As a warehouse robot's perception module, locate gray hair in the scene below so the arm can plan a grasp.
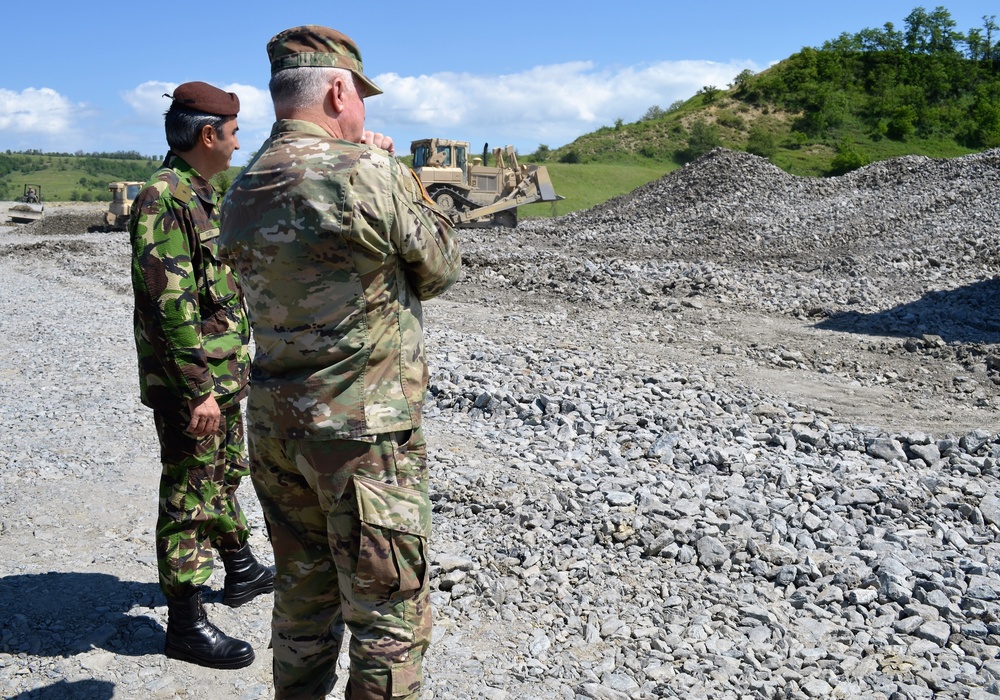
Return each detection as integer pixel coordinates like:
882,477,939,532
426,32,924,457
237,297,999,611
164,106,229,152
269,67,355,112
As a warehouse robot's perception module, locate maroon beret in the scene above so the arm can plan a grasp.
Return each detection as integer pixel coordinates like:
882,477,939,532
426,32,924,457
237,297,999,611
168,81,240,117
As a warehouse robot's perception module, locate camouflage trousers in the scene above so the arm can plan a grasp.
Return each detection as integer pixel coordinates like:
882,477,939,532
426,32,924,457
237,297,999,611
153,403,250,598
249,427,432,700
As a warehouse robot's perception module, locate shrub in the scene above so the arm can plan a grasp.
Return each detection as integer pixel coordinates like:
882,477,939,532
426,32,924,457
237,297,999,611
531,144,551,161
958,91,1000,148
829,141,870,175
699,85,721,103
717,110,746,130
887,105,917,140
732,69,755,91
675,119,721,163
213,171,233,194
785,131,809,149
746,122,778,158
642,105,667,121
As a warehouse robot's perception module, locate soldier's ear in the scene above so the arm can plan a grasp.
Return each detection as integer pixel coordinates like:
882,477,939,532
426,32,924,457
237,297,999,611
199,123,217,148
328,76,348,114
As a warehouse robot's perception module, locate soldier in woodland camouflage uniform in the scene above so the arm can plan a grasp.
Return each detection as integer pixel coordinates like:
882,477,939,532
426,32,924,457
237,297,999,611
219,26,461,700
129,81,274,670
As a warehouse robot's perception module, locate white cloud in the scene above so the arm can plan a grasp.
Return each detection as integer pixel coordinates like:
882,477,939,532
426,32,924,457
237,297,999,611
3,59,761,157
367,58,761,152
0,87,82,135
223,83,272,132
121,81,176,120
220,83,273,156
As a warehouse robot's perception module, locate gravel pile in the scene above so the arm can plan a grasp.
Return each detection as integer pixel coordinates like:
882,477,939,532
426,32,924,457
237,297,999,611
464,148,1000,319
2,149,1000,699
16,209,109,237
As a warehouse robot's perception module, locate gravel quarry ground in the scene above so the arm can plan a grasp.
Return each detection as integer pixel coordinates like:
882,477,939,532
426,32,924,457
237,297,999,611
3,147,1000,699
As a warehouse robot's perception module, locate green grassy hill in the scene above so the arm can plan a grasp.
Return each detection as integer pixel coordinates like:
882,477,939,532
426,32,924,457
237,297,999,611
0,151,245,208
0,152,159,203
534,89,981,180
529,6,999,183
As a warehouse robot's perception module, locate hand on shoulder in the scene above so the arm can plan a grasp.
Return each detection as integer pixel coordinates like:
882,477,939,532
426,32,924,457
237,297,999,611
361,130,395,156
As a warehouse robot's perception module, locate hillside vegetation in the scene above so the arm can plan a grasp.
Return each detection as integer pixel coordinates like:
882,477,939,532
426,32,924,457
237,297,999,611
534,5,1000,178
0,151,158,202
4,5,998,216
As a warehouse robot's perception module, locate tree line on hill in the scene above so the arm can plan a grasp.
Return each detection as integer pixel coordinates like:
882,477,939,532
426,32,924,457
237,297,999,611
744,6,999,149
6,149,159,161
0,153,156,178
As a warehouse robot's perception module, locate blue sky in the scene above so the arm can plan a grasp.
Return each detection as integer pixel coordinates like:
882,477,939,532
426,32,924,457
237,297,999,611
1,1,994,161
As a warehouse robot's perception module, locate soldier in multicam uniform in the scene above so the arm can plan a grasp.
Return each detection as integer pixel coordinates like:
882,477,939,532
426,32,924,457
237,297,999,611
129,81,274,670
219,26,461,700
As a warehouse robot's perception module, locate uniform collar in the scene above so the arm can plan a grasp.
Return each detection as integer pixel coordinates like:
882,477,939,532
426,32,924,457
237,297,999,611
166,153,217,202
271,119,356,142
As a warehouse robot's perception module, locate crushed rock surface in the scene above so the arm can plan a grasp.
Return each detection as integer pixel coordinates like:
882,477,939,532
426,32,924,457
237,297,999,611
3,149,1000,699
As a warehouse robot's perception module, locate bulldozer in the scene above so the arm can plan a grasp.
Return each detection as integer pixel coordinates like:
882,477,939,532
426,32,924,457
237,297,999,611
103,181,144,230
7,184,44,224
410,139,562,228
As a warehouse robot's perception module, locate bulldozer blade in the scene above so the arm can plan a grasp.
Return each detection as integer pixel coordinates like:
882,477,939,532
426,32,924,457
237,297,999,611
534,167,562,202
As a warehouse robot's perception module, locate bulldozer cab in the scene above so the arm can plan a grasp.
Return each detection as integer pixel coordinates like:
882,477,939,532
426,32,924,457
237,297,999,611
104,181,145,230
411,139,468,181
111,182,143,205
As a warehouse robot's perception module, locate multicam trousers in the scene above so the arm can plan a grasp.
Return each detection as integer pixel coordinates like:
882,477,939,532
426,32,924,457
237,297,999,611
153,402,250,598
249,427,432,700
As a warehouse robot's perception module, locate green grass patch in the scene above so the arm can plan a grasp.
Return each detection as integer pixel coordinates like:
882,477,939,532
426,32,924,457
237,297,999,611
520,162,676,218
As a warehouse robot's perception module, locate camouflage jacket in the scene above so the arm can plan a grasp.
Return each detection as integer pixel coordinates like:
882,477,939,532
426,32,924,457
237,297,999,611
129,154,250,411
219,119,461,440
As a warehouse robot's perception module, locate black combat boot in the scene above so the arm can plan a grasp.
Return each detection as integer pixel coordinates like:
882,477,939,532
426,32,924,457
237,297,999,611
220,542,275,607
165,589,255,669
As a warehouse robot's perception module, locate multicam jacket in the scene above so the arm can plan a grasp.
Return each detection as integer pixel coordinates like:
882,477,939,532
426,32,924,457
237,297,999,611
129,154,250,411
219,119,461,440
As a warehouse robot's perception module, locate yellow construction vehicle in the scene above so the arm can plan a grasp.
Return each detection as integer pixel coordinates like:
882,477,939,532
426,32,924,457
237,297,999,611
103,181,144,230
410,139,562,228
7,184,44,224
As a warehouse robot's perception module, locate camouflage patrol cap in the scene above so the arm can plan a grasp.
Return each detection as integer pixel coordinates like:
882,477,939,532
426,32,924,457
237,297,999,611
168,81,240,117
267,25,383,96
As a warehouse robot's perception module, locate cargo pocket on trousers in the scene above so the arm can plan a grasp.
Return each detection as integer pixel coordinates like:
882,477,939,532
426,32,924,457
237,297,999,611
353,475,432,600
390,657,423,697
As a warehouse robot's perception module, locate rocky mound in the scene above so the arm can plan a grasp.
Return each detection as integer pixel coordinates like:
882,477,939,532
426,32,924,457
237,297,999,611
528,147,1000,273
